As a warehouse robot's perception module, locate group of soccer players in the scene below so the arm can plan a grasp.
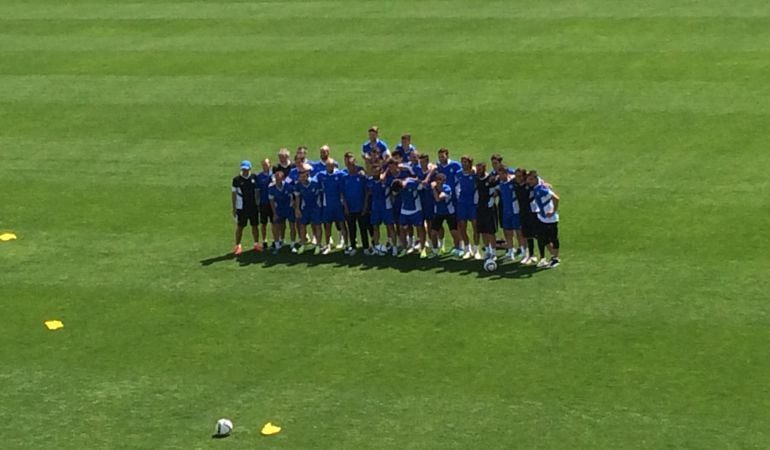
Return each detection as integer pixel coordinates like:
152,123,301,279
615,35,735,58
231,127,562,268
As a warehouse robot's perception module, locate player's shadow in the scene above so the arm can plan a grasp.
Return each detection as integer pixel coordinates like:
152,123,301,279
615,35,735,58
200,248,547,280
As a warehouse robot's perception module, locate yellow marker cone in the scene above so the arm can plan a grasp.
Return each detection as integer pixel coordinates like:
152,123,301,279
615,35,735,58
44,320,64,330
261,422,281,436
0,232,17,242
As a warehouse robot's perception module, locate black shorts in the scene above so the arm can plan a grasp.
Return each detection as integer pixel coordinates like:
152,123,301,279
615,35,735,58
236,209,258,227
431,214,457,232
259,203,273,225
537,221,559,245
476,208,497,235
521,213,538,238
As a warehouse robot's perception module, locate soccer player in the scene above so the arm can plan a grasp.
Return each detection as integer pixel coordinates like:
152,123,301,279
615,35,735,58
312,145,337,175
429,173,458,258
255,158,273,249
273,148,294,178
474,162,499,260
392,133,415,161
268,170,294,253
391,178,428,258
435,148,463,253
362,126,389,163
412,152,436,252
496,166,525,261
382,158,412,255
365,164,394,255
456,155,481,260
514,168,537,264
527,170,561,268
231,160,260,256
293,166,323,255
341,156,370,255
316,159,346,253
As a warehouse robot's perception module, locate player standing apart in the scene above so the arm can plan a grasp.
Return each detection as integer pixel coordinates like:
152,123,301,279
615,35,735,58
231,160,260,256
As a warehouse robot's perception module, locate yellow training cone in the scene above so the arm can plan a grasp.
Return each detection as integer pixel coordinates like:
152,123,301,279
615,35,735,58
44,320,64,330
0,232,17,242
261,422,281,436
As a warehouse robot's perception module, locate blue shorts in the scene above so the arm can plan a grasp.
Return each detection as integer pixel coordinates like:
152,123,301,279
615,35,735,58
502,213,521,231
275,208,295,223
322,205,344,223
400,211,423,227
370,207,394,226
299,208,321,225
456,202,477,221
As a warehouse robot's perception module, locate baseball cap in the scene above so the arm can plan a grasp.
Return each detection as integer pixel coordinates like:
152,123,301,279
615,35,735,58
240,160,252,170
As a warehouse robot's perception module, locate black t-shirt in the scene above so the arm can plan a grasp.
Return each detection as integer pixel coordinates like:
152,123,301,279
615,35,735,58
272,162,295,178
514,180,534,216
475,174,498,211
232,174,259,212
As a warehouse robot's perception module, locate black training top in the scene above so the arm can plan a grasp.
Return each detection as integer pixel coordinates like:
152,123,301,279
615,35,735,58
232,174,259,212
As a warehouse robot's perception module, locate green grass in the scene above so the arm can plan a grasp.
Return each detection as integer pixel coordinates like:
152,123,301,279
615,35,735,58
1,0,769,448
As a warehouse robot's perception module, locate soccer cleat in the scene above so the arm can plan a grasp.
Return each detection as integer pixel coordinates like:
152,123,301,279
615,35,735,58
313,246,321,255
391,246,399,256
537,258,549,268
451,248,463,257
336,237,345,250
406,246,415,255
506,251,515,262
348,248,357,256
297,245,306,255
363,248,374,256
462,250,472,260
419,248,427,259
254,243,263,252
397,248,407,257
311,236,318,245
291,245,298,254
474,250,483,260
321,245,330,255
548,257,561,268
233,244,242,256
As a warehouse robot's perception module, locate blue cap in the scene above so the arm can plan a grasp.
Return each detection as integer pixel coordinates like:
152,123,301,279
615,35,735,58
240,160,252,170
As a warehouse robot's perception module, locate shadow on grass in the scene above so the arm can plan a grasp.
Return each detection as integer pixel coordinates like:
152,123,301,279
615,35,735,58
200,248,546,280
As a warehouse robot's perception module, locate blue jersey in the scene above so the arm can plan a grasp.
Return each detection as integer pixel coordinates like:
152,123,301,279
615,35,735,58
436,160,462,188
393,144,415,160
341,172,367,213
255,171,272,204
311,159,337,176
498,179,519,216
294,180,322,211
455,170,477,205
434,184,455,215
400,179,423,214
316,169,344,208
531,184,558,223
362,139,389,157
367,177,391,211
268,183,293,212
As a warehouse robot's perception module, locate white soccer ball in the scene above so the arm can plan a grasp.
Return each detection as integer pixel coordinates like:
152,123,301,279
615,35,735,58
483,258,498,272
215,418,233,436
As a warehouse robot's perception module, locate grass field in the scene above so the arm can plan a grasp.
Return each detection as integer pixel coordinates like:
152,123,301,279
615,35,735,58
2,0,770,448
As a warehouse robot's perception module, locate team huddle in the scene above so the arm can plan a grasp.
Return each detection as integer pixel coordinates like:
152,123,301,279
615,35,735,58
231,127,562,269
